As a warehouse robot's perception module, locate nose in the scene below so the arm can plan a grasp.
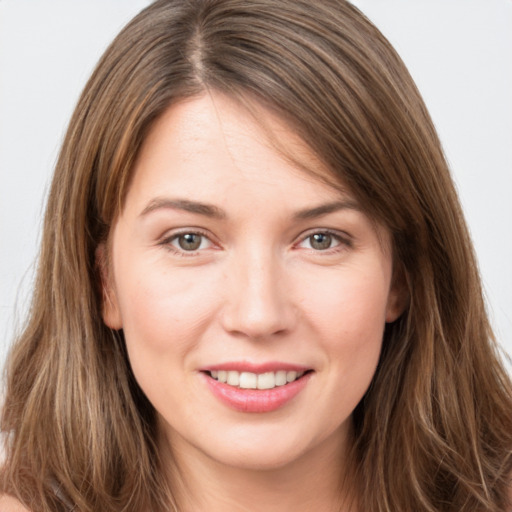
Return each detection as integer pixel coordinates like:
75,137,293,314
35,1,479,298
220,248,296,340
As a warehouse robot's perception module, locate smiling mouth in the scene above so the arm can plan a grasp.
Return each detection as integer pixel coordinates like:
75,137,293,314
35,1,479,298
206,370,311,390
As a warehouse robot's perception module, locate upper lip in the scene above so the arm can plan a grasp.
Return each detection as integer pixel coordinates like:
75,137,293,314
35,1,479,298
199,361,312,373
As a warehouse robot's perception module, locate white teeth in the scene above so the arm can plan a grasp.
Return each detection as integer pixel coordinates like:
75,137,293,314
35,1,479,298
286,371,298,383
227,371,240,386
239,372,257,389
257,372,275,390
209,370,306,389
275,370,287,386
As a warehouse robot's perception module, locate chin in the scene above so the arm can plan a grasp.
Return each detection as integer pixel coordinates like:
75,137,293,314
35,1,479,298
193,420,346,474
212,445,309,472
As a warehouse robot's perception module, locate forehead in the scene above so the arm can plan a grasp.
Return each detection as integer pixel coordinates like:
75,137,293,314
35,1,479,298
125,92,351,212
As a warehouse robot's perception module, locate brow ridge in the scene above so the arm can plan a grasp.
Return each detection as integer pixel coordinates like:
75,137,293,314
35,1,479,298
139,198,226,219
293,200,360,220
140,198,359,221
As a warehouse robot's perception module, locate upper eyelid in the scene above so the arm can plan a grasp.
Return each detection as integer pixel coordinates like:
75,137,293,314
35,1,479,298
160,228,218,249
294,228,353,245
160,227,213,241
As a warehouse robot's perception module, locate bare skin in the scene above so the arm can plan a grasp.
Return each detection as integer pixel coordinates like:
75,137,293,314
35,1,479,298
0,494,30,512
160,418,358,512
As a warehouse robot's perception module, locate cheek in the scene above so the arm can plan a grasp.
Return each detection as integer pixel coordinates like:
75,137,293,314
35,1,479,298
112,259,224,413
302,264,390,340
113,255,221,357
300,264,390,387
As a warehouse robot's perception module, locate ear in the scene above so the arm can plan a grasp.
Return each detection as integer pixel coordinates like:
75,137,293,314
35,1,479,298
95,243,123,329
385,264,409,323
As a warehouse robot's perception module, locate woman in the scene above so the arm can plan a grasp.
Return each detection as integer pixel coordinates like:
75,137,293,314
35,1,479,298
1,0,511,511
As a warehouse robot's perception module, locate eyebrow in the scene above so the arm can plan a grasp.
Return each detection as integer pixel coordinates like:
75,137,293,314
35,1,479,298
139,198,227,219
293,200,360,219
139,197,359,220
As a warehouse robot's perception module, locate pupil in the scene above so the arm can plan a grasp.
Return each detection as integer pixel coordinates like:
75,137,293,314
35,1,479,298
311,233,332,250
179,233,201,250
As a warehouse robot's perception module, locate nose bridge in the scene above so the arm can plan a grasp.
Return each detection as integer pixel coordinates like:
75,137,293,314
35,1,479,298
221,243,293,338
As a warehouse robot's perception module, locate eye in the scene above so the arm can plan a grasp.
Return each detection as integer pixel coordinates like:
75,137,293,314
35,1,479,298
297,231,347,251
167,232,212,252
308,233,335,250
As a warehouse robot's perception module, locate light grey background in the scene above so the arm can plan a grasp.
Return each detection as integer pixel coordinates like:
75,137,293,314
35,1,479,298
1,0,511,377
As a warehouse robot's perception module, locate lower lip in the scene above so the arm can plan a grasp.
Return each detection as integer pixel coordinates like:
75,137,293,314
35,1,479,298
203,372,312,413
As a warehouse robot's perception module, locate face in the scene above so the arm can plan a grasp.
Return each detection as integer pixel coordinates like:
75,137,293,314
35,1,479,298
101,93,404,473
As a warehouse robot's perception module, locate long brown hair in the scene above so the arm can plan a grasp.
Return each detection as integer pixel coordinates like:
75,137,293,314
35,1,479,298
2,1,511,510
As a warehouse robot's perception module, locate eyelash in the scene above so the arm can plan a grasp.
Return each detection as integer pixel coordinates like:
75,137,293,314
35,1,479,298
295,229,352,253
159,229,216,257
159,228,352,256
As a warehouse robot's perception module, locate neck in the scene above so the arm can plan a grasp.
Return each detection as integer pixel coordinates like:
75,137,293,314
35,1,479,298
159,425,358,512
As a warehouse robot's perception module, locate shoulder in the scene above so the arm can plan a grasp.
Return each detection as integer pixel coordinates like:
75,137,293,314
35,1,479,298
0,494,31,512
